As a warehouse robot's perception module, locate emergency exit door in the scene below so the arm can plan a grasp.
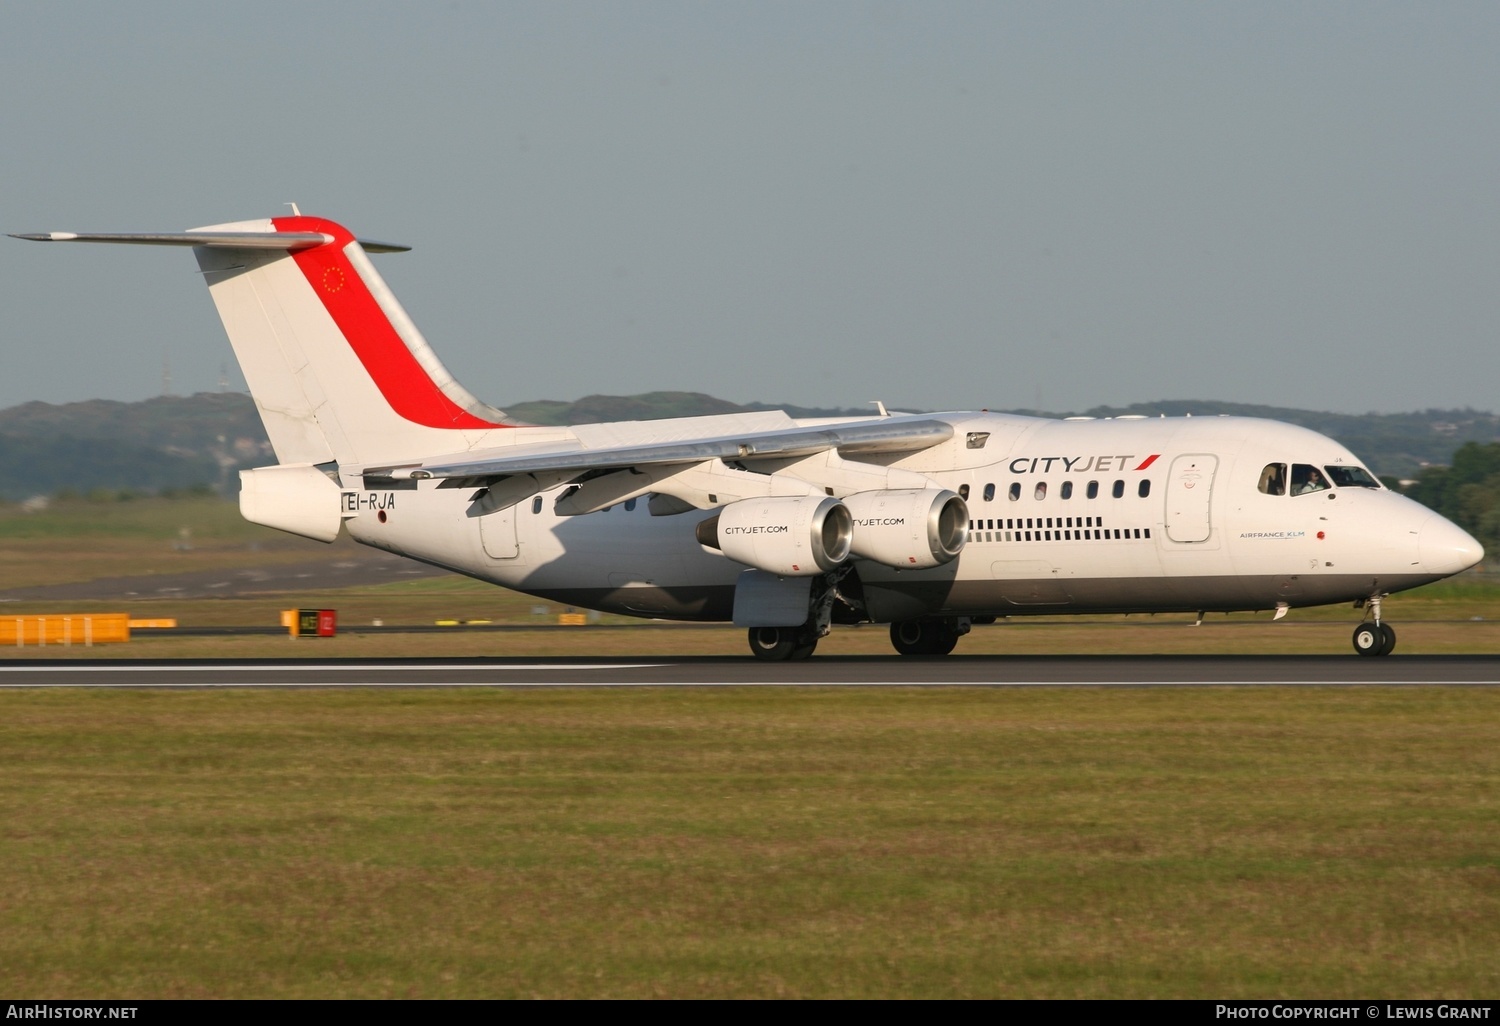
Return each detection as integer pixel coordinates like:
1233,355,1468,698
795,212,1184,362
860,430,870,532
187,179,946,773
1164,454,1218,543
479,506,520,559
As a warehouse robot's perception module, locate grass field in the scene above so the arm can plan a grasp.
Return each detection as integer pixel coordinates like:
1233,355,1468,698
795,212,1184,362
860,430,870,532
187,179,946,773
3,497,1498,997
0,685,1496,998
0,495,333,589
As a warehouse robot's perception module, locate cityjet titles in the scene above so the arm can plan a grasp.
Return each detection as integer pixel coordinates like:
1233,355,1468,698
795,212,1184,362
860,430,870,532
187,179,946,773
342,491,398,513
854,518,906,527
723,525,788,536
1007,454,1160,475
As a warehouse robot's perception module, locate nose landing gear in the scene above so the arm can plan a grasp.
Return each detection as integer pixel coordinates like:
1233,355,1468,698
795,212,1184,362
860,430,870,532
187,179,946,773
1352,622,1396,656
1352,594,1396,656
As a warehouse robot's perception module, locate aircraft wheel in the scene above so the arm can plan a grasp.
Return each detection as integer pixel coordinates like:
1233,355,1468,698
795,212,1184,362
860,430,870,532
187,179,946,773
889,620,959,657
749,626,798,661
748,626,818,661
926,629,959,656
789,637,819,661
1352,623,1384,657
890,620,930,656
1378,622,1397,656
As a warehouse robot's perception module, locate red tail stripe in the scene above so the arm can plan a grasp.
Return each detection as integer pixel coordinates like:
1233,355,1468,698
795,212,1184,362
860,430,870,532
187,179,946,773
272,216,508,430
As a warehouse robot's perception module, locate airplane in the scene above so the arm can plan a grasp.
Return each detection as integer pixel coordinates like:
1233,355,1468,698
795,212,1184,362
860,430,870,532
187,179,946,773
12,214,1485,660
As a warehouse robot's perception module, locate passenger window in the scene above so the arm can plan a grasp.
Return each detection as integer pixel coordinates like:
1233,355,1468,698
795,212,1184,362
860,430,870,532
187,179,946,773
1061,481,1073,499
624,497,637,512
1291,464,1330,496
1008,482,1021,501
532,496,543,514
1112,480,1124,499
983,483,995,502
1324,465,1380,489
1138,480,1151,498
959,484,970,500
1258,463,1286,496
1034,482,1047,500
1086,481,1099,499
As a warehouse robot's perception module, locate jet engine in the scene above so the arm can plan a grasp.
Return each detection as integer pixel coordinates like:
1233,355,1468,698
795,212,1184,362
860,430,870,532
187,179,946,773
843,488,968,569
696,496,852,576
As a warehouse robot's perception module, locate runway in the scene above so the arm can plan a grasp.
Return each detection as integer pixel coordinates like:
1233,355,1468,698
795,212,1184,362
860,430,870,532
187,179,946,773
1,654,1498,687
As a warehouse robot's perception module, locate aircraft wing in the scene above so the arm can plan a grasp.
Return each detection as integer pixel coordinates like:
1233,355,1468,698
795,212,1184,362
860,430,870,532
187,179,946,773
370,415,954,482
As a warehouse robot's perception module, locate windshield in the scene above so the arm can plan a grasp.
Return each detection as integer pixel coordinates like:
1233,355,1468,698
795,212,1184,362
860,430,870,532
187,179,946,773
1258,463,1286,495
1324,465,1381,489
1291,464,1330,495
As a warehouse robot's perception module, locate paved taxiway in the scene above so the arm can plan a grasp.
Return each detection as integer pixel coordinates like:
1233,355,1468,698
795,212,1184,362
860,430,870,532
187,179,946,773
1,655,1497,687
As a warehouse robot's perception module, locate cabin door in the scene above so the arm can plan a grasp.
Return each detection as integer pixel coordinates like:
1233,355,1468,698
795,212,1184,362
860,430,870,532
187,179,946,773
1164,454,1218,543
479,507,520,559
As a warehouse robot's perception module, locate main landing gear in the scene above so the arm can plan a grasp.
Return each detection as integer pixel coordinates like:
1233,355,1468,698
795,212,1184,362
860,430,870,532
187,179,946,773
1352,594,1397,657
747,625,819,661
747,617,975,661
889,618,970,657
746,568,860,661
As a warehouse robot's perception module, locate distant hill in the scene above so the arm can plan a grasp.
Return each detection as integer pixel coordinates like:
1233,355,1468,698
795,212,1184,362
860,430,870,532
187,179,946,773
506,391,885,426
0,393,271,501
0,391,1496,500
0,392,269,452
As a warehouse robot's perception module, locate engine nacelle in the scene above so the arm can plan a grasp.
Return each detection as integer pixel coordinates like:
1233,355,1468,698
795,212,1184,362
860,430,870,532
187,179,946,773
843,488,968,569
697,496,852,576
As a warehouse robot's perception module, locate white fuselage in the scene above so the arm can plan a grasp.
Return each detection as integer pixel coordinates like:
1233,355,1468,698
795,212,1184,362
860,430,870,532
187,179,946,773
339,412,1479,623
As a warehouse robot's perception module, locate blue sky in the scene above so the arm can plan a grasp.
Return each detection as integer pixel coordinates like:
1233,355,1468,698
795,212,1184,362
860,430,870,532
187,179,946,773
3,1,1498,414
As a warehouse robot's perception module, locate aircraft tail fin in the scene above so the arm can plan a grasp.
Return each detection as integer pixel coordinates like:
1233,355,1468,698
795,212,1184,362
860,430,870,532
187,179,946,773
14,216,516,466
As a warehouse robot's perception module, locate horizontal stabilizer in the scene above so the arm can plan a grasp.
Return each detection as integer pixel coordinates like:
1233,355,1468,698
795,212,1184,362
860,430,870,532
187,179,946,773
9,231,410,253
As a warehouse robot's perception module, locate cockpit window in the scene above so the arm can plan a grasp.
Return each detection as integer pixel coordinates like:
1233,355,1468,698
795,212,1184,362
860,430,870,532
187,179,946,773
1291,464,1330,496
1258,463,1286,496
1324,465,1381,489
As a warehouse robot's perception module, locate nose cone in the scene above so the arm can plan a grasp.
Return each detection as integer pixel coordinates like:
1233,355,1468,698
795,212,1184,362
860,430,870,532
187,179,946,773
1419,515,1484,576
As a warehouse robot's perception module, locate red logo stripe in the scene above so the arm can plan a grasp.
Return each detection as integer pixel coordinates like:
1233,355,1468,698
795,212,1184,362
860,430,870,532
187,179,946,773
272,216,508,430
1135,454,1160,471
